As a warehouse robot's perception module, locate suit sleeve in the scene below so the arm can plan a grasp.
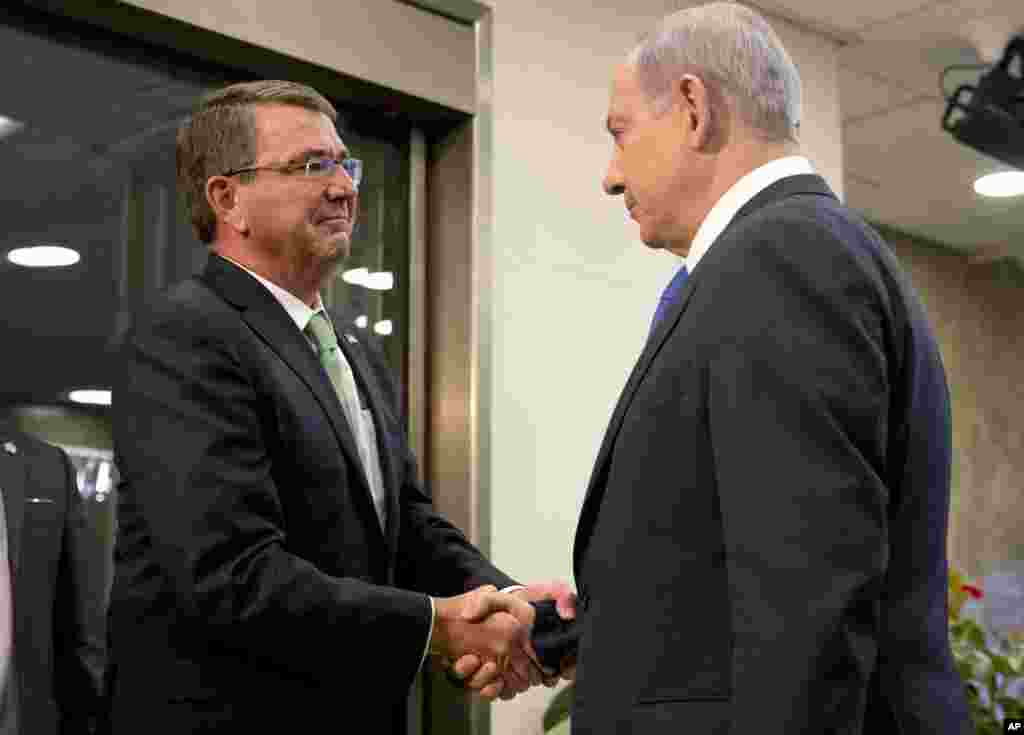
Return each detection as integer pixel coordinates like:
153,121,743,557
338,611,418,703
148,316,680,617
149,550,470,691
353,330,519,596
395,456,519,597
706,214,892,734
114,309,431,690
52,447,106,733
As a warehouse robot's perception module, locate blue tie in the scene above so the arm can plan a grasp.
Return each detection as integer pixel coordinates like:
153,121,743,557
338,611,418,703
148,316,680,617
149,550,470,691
649,265,689,337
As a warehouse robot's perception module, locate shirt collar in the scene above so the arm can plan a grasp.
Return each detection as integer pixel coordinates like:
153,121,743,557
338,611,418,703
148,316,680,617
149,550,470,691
684,155,814,273
216,254,324,332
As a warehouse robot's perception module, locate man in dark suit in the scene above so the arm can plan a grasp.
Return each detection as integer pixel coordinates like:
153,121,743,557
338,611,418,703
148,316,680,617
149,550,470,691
0,424,105,733
109,80,568,732
571,3,971,733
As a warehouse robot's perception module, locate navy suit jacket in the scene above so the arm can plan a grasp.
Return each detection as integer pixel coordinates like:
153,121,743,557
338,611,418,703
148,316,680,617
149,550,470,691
108,255,516,733
0,426,105,734
572,176,971,734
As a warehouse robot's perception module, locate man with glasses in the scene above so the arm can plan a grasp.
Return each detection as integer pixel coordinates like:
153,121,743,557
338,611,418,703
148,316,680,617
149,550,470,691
108,80,572,733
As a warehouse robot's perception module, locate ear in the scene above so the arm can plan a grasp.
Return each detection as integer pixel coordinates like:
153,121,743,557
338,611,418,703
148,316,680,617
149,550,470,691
676,74,713,150
205,175,249,236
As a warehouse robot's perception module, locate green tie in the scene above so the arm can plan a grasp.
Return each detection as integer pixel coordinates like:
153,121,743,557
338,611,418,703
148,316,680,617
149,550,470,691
305,311,363,434
305,311,387,529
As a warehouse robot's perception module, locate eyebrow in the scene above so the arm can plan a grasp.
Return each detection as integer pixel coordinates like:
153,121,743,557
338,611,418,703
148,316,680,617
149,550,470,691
288,146,350,163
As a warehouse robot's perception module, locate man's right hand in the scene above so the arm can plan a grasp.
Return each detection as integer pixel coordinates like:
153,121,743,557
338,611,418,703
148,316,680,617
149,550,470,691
430,585,537,683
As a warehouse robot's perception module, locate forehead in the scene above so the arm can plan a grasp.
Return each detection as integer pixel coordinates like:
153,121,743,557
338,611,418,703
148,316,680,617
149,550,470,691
252,103,346,158
607,63,645,119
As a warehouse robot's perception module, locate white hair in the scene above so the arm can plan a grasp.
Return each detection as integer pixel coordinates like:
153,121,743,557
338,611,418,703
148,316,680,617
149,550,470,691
627,2,801,143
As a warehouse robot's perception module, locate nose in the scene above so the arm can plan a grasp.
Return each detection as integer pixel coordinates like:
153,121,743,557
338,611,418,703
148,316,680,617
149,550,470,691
603,155,625,197
324,177,357,202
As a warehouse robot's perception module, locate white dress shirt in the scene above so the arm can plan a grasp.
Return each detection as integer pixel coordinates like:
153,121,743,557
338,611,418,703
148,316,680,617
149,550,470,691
683,155,815,274
217,256,387,528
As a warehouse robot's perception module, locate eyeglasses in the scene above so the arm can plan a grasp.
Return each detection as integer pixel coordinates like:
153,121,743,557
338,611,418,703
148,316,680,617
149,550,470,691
223,156,363,190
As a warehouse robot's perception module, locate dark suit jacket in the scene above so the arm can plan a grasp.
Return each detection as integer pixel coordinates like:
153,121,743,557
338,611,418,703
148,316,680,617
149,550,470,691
109,255,516,733
0,426,105,734
571,175,971,734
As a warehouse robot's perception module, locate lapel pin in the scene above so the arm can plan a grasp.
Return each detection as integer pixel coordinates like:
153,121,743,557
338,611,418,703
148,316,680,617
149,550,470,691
2,442,17,455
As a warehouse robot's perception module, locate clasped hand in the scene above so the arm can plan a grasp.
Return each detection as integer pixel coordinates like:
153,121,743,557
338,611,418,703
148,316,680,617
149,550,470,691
431,582,577,701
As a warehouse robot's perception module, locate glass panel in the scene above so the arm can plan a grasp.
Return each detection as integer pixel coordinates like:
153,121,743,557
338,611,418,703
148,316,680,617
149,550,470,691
0,9,412,432
326,118,412,409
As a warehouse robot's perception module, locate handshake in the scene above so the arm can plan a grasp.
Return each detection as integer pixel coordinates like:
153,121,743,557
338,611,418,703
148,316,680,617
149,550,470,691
430,581,579,701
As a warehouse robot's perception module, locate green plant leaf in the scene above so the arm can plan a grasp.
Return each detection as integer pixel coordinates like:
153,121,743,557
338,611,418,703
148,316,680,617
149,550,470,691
995,694,1024,716
990,654,1016,677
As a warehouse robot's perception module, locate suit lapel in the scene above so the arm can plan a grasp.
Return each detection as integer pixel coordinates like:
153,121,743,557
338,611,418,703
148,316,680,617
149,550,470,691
574,174,838,576
573,276,699,576
331,324,402,558
0,434,26,577
200,257,375,513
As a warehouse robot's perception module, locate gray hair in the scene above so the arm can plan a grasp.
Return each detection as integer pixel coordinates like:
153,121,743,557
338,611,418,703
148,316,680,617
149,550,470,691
177,80,338,244
628,2,801,143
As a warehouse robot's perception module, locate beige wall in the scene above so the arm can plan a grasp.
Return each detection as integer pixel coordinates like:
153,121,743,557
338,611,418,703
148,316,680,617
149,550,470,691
484,2,842,732
886,233,1024,581
123,0,478,113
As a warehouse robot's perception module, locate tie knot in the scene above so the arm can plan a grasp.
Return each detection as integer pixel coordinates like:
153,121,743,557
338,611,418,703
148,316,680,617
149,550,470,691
305,311,338,354
665,265,689,298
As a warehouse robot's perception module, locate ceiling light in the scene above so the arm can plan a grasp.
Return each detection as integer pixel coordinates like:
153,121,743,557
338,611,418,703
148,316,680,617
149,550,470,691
0,115,24,140
373,320,393,336
354,315,368,329
974,170,1024,197
342,267,369,285
362,271,394,290
68,389,112,406
7,245,81,268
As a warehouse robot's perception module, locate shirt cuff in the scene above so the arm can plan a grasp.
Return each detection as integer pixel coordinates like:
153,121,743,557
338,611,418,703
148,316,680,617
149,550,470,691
419,595,435,673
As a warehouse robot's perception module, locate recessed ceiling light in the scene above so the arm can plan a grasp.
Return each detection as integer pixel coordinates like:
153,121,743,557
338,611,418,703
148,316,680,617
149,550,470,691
68,389,112,406
373,319,393,336
342,267,369,285
974,171,1024,198
7,245,80,268
362,271,394,291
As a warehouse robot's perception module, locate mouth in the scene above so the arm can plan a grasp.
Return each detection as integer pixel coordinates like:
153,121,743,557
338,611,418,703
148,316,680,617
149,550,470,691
318,200,354,226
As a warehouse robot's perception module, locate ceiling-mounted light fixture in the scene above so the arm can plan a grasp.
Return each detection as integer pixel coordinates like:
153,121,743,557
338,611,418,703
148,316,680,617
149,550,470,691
341,268,394,290
68,389,112,406
974,170,1024,197
362,271,394,291
7,245,81,268
342,267,369,285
